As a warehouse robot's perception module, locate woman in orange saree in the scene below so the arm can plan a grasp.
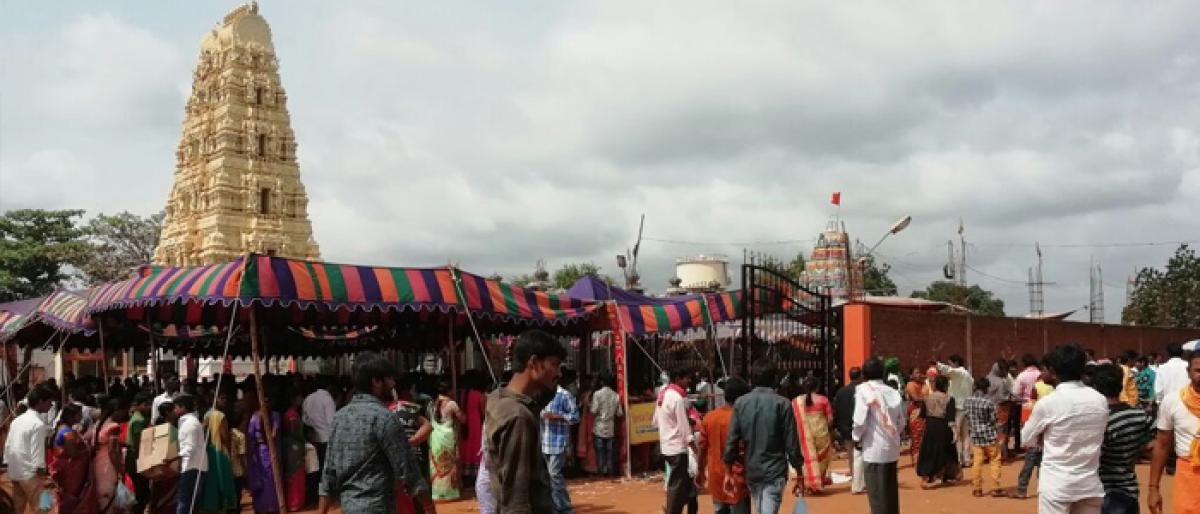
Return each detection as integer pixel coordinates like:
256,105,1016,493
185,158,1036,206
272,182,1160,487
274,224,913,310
791,376,834,495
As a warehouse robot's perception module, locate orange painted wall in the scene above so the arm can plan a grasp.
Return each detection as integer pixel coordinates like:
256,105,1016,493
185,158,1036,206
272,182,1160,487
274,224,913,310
843,303,871,383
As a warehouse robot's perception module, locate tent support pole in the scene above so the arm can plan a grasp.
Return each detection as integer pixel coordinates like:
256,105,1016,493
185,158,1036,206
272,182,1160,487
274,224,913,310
149,332,159,394
98,318,110,394
249,307,287,509
448,321,458,399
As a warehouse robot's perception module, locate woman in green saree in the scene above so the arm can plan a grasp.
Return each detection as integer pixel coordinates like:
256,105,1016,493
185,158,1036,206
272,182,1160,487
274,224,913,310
200,405,239,513
428,380,464,502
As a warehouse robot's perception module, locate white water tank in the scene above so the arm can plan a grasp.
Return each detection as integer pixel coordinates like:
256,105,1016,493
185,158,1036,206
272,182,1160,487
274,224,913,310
675,255,730,291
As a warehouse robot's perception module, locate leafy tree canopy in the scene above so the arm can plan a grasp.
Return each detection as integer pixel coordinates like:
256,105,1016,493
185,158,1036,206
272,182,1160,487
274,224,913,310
862,255,898,296
911,280,1005,316
552,262,612,290
80,210,163,283
0,209,91,301
1122,244,1200,328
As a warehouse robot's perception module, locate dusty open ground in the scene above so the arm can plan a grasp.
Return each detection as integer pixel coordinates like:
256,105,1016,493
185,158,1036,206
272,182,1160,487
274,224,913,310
2,457,1180,513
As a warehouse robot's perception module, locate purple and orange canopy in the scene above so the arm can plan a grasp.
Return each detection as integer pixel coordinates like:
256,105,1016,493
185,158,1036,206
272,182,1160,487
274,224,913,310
87,254,603,328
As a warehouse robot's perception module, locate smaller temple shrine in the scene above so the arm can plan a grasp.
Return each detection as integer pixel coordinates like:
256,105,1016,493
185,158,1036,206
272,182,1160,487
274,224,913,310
800,219,860,303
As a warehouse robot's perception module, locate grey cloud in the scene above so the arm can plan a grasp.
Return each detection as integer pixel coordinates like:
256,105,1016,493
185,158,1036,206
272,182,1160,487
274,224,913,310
5,1,1200,322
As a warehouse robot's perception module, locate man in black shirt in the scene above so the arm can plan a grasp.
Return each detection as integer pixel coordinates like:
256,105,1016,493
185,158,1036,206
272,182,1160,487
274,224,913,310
833,367,864,494
392,373,434,514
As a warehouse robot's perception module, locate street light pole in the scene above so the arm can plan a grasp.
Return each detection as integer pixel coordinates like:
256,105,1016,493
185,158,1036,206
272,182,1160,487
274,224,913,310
853,215,912,299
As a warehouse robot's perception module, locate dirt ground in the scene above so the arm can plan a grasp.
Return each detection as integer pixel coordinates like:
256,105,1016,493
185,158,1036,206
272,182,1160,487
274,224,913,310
2,457,1181,513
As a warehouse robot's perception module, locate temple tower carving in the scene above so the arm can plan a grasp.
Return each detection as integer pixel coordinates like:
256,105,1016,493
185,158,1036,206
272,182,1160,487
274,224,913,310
153,3,320,266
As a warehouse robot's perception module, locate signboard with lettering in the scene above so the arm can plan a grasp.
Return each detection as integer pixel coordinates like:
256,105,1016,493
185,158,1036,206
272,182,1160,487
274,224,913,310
627,401,659,445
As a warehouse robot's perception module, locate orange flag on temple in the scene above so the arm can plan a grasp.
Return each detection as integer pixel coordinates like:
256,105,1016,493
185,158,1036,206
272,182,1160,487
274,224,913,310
831,192,841,205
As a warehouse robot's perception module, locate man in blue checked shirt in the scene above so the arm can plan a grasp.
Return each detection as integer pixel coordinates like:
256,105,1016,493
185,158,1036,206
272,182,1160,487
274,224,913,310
542,380,580,514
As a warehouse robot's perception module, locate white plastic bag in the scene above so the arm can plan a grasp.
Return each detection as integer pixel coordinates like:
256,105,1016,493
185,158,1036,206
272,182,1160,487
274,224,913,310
113,482,136,510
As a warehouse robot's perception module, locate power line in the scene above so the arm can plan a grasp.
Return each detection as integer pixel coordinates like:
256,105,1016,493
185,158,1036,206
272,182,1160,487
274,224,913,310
970,239,1199,249
642,236,817,246
964,264,1030,285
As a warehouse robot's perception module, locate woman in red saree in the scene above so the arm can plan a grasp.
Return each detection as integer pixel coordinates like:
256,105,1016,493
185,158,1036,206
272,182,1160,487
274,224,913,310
791,376,834,495
905,368,928,467
282,392,307,511
457,370,487,484
574,375,597,474
51,404,96,514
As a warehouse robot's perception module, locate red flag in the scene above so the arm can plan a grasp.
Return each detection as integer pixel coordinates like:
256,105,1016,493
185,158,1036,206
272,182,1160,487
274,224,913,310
831,192,841,205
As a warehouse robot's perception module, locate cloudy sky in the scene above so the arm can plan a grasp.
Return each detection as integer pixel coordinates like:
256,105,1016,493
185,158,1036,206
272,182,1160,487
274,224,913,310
3,1,1200,322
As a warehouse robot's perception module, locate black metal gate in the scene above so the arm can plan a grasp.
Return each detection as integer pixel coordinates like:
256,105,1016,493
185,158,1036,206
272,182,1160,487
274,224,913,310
740,252,842,394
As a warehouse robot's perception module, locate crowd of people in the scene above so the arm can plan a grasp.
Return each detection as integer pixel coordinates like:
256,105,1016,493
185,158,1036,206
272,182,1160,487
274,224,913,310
2,334,1198,514
641,341,1199,514
0,361,500,514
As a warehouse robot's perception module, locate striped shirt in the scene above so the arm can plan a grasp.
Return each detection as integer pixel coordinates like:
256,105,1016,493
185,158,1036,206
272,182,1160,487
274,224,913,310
1098,404,1153,497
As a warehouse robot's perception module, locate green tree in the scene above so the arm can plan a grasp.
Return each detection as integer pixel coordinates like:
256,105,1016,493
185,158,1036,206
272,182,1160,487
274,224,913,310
0,209,91,301
1122,244,1200,327
80,210,164,283
507,274,534,287
862,256,898,296
552,262,611,290
787,251,807,281
757,254,802,281
911,280,1005,316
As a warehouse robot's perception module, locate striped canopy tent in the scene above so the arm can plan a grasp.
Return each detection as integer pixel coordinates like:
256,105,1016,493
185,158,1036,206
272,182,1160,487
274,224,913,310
84,254,604,355
0,290,129,355
35,289,98,337
242,254,602,327
0,297,42,343
86,257,245,328
566,276,744,335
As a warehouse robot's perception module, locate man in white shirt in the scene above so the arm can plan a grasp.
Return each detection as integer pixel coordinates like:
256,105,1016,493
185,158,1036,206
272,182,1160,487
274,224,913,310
1155,343,1192,477
938,355,974,467
853,357,904,514
152,374,181,425
1021,344,1108,514
589,374,623,476
654,367,694,514
3,384,54,514
302,378,337,472
174,393,208,514
1154,343,1190,403
1147,352,1200,514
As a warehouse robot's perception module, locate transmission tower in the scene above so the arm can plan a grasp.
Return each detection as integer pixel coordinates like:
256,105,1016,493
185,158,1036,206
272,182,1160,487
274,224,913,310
1027,242,1045,316
1088,262,1105,323
943,220,968,286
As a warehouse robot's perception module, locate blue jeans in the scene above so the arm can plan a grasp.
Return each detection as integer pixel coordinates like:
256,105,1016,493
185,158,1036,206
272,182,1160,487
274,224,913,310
1016,448,1042,494
177,469,205,514
1101,491,1139,514
748,477,786,514
593,436,615,475
545,452,575,514
714,497,751,514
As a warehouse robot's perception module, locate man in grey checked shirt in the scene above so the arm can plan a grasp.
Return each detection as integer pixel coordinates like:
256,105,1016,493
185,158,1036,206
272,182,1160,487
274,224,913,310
319,352,424,514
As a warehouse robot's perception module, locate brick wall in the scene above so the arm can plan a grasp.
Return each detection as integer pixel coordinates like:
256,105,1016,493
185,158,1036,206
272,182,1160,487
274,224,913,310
861,306,1200,374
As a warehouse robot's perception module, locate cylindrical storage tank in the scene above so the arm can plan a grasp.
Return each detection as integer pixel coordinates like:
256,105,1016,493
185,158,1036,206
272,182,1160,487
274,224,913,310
675,256,730,290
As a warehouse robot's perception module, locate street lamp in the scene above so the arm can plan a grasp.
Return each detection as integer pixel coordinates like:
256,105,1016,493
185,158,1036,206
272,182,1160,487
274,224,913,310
853,215,912,299
862,215,912,262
